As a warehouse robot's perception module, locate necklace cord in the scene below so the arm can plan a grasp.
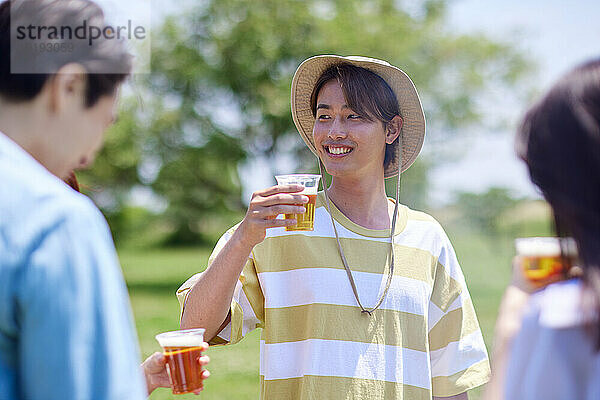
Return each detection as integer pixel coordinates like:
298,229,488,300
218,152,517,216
317,136,402,315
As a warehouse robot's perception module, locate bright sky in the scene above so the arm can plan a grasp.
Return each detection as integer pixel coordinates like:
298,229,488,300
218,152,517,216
430,0,600,204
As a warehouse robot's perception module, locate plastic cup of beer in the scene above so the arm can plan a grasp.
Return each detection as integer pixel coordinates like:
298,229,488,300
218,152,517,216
275,174,321,231
514,237,577,284
155,328,206,395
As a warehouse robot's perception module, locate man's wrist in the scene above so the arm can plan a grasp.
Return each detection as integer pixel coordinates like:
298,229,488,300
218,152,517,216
231,223,258,252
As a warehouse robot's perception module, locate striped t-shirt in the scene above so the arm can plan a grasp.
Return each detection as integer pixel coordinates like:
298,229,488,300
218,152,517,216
177,192,490,399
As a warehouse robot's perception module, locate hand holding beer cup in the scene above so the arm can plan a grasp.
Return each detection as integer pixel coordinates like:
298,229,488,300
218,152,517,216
142,345,210,395
155,329,210,395
274,175,321,231
238,181,311,246
513,237,578,291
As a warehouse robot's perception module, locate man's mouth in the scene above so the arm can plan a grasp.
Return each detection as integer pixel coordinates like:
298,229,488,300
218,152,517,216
324,145,354,156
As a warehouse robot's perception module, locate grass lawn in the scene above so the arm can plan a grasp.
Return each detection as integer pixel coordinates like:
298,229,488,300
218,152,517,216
119,225,522,400
119,247,261,400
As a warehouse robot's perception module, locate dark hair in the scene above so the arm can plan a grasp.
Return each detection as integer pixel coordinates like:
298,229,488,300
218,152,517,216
0,0,131,107
516,58,600,347
64,171,80,192
310,63,401,170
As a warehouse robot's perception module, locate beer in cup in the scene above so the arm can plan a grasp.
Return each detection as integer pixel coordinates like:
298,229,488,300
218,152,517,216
155,328,206,395
275,174,321,231
514,237,577,285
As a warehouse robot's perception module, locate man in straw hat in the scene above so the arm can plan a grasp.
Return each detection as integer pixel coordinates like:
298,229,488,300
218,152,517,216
179,55,490,399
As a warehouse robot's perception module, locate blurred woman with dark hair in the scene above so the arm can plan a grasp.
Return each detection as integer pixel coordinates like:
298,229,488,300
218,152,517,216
486,59,600,400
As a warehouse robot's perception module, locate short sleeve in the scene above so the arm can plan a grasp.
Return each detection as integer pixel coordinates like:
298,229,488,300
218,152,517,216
427,230,490,397
176,226,265,346
16,201,147,400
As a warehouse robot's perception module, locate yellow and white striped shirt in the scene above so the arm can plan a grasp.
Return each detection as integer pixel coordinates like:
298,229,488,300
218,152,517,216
177,192,490,399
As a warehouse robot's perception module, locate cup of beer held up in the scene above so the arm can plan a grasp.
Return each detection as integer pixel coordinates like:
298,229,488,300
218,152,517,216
515,237,578,287
275,174,321,231
155,328,206,395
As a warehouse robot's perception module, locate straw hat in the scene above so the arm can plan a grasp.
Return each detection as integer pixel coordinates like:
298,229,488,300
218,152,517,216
291,55,426,178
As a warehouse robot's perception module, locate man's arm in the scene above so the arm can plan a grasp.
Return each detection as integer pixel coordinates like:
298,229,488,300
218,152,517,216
181,227,256,340
180,184,308,341
18,202,147,399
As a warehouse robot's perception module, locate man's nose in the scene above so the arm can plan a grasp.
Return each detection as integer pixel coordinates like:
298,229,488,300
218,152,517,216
328,117,348,139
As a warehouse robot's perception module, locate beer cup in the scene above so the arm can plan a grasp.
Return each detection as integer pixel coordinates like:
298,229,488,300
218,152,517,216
275,174,321,231
155,328,206,395
514,237,577,284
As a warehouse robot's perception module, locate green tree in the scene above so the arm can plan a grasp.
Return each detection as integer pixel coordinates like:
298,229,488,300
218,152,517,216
454,187,521,235
82,0,530,244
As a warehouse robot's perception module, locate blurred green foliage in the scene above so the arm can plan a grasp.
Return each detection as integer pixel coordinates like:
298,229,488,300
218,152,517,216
448,187,553,238
81,0,530,244
454,187,520,235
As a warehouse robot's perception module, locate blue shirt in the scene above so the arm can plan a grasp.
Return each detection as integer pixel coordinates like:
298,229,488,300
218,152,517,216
0,132,147,399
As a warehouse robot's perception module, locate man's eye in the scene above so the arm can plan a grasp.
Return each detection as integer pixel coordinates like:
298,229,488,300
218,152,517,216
348,114,361,119
317,114,331,120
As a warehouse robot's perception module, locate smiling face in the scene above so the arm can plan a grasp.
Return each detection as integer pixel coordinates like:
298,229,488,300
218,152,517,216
313,79,400,181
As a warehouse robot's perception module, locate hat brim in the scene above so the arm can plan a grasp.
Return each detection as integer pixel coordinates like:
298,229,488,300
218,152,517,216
291,55,426,178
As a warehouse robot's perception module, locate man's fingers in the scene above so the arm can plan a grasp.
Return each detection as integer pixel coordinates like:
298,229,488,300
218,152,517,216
251,206,305,221
263,204,306,217
255,184,305,197
192,371,210,395
143,351,166,374
258,193,309,206
264,218,298,229
198,355,210,366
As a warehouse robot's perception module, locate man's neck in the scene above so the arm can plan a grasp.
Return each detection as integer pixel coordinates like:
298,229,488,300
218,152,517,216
0,101,59,176
326,175,393,230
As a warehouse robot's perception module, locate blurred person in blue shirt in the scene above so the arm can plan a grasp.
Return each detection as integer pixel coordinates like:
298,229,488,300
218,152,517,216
0,0,208,398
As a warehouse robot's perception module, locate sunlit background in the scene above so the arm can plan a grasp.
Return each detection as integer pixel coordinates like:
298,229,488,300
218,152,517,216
80,1,600,399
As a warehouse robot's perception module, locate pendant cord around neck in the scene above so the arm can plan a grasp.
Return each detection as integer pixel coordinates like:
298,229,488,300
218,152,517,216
318,139,402,315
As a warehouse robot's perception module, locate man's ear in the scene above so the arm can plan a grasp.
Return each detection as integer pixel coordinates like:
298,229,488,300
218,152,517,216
385,115,403,144
47,63,88,113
